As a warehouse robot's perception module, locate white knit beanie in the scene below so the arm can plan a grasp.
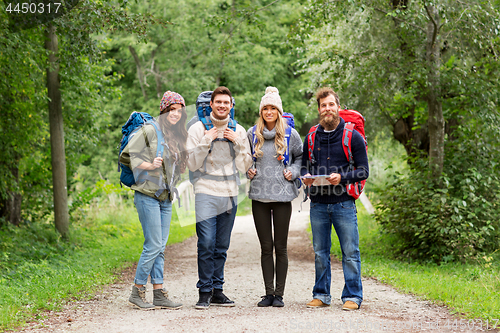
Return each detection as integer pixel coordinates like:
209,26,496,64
259,86,283,115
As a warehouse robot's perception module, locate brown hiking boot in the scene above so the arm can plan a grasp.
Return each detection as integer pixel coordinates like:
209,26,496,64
342,300,359,311
306,299,329,308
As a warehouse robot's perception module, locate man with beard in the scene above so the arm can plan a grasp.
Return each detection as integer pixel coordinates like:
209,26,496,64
301,87,369,311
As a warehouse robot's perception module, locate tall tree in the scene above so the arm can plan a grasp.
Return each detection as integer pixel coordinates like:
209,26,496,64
0,8,47,227
45,23,69,237
424,4,444,178
74,0,309,187
1,0,161,234
294,0,500,179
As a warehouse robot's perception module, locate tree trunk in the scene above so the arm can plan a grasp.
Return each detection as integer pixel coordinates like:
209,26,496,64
45,24,69,239
153,61,162,98
425,5,445,179
393,112,430,158
150,43,164,98
0,165,22,226
129,45,148,101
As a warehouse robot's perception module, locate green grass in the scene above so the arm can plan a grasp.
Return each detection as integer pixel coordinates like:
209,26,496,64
328,204,500,322
0,197,196,332
236,196,252,216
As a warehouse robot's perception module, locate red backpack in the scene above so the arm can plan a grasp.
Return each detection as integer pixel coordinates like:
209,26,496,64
306,109,367,199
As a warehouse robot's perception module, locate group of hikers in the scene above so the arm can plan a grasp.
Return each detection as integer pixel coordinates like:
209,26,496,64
119,85,369,312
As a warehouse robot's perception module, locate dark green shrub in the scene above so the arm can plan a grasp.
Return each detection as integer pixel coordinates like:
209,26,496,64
375,121,500,263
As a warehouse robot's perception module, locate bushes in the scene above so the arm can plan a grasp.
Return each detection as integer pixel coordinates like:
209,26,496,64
0,185,196,331
375,122,500,263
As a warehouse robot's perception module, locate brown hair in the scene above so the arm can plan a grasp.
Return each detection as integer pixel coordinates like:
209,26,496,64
316,87,340,108
211,86,233,104
158,104,188,173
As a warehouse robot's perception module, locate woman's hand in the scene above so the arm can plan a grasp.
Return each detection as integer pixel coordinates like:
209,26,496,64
137,156,163,171
284,169,292,181
151,157,163,169
247,168,257,179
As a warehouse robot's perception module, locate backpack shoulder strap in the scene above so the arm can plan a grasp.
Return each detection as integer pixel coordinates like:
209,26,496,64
199,104,213,130
306,125,319,164
251,125,257,162
283,124,292,166
147,121,165,158
228,119,237,131
343,122,355,167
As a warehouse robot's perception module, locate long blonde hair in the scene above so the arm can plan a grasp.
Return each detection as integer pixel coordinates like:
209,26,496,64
253,112,287,159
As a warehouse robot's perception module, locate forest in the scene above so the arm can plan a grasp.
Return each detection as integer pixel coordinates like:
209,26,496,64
1,0,499,329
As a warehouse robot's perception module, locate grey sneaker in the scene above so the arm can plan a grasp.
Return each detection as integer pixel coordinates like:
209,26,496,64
153,288,183,309
129,286,155,310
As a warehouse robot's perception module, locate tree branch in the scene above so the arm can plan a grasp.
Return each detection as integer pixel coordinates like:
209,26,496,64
374,7,426,33
129,45,148,100
227,0,282,36
256,0,281,13
423,2,438,48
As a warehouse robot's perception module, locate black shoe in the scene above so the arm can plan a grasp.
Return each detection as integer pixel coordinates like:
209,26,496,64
257,295,274,307
211,289,235,307
272,295,284,307
195,291,212,310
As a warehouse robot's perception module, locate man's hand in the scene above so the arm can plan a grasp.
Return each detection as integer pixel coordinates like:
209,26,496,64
284,169,292,181
204,127,218,141
327,173,341,185
247,168,257,180
302,173,315,187
224,128,238,143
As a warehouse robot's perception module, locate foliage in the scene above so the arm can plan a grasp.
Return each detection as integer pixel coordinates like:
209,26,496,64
76,0,310,188
293,0,500,144
328,204,500,322
0,0,165,226
295,0,500,261
0,187,196,331
375,113,500,262
0,8,48,221
362,130,408,195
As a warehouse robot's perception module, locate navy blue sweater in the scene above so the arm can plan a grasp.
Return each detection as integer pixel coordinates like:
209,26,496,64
301,118,369,203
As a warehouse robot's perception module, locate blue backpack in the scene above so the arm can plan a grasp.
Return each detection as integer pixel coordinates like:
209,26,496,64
187,91,239,184
250,112,302,188
118,111,164,188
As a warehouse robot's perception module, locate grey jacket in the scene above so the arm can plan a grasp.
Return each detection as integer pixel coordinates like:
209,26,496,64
246,126,303,202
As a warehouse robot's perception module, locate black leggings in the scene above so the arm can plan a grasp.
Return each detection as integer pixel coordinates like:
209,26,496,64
251,200,292,297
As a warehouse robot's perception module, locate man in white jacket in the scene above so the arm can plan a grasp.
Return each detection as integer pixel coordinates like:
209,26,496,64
186,86,252,309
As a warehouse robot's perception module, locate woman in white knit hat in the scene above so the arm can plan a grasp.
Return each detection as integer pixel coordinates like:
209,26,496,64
246,87,303,307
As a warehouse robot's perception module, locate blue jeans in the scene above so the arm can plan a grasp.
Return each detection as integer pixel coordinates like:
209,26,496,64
310,199,363,306
133,191,173,285
195,193,237,293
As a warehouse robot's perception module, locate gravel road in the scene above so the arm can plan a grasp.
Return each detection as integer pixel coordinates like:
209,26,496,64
19,199,495,333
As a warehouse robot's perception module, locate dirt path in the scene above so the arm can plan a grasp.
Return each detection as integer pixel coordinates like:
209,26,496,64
20,199,492,332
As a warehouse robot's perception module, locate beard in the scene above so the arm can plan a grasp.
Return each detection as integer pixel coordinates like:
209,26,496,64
319,112,340,131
